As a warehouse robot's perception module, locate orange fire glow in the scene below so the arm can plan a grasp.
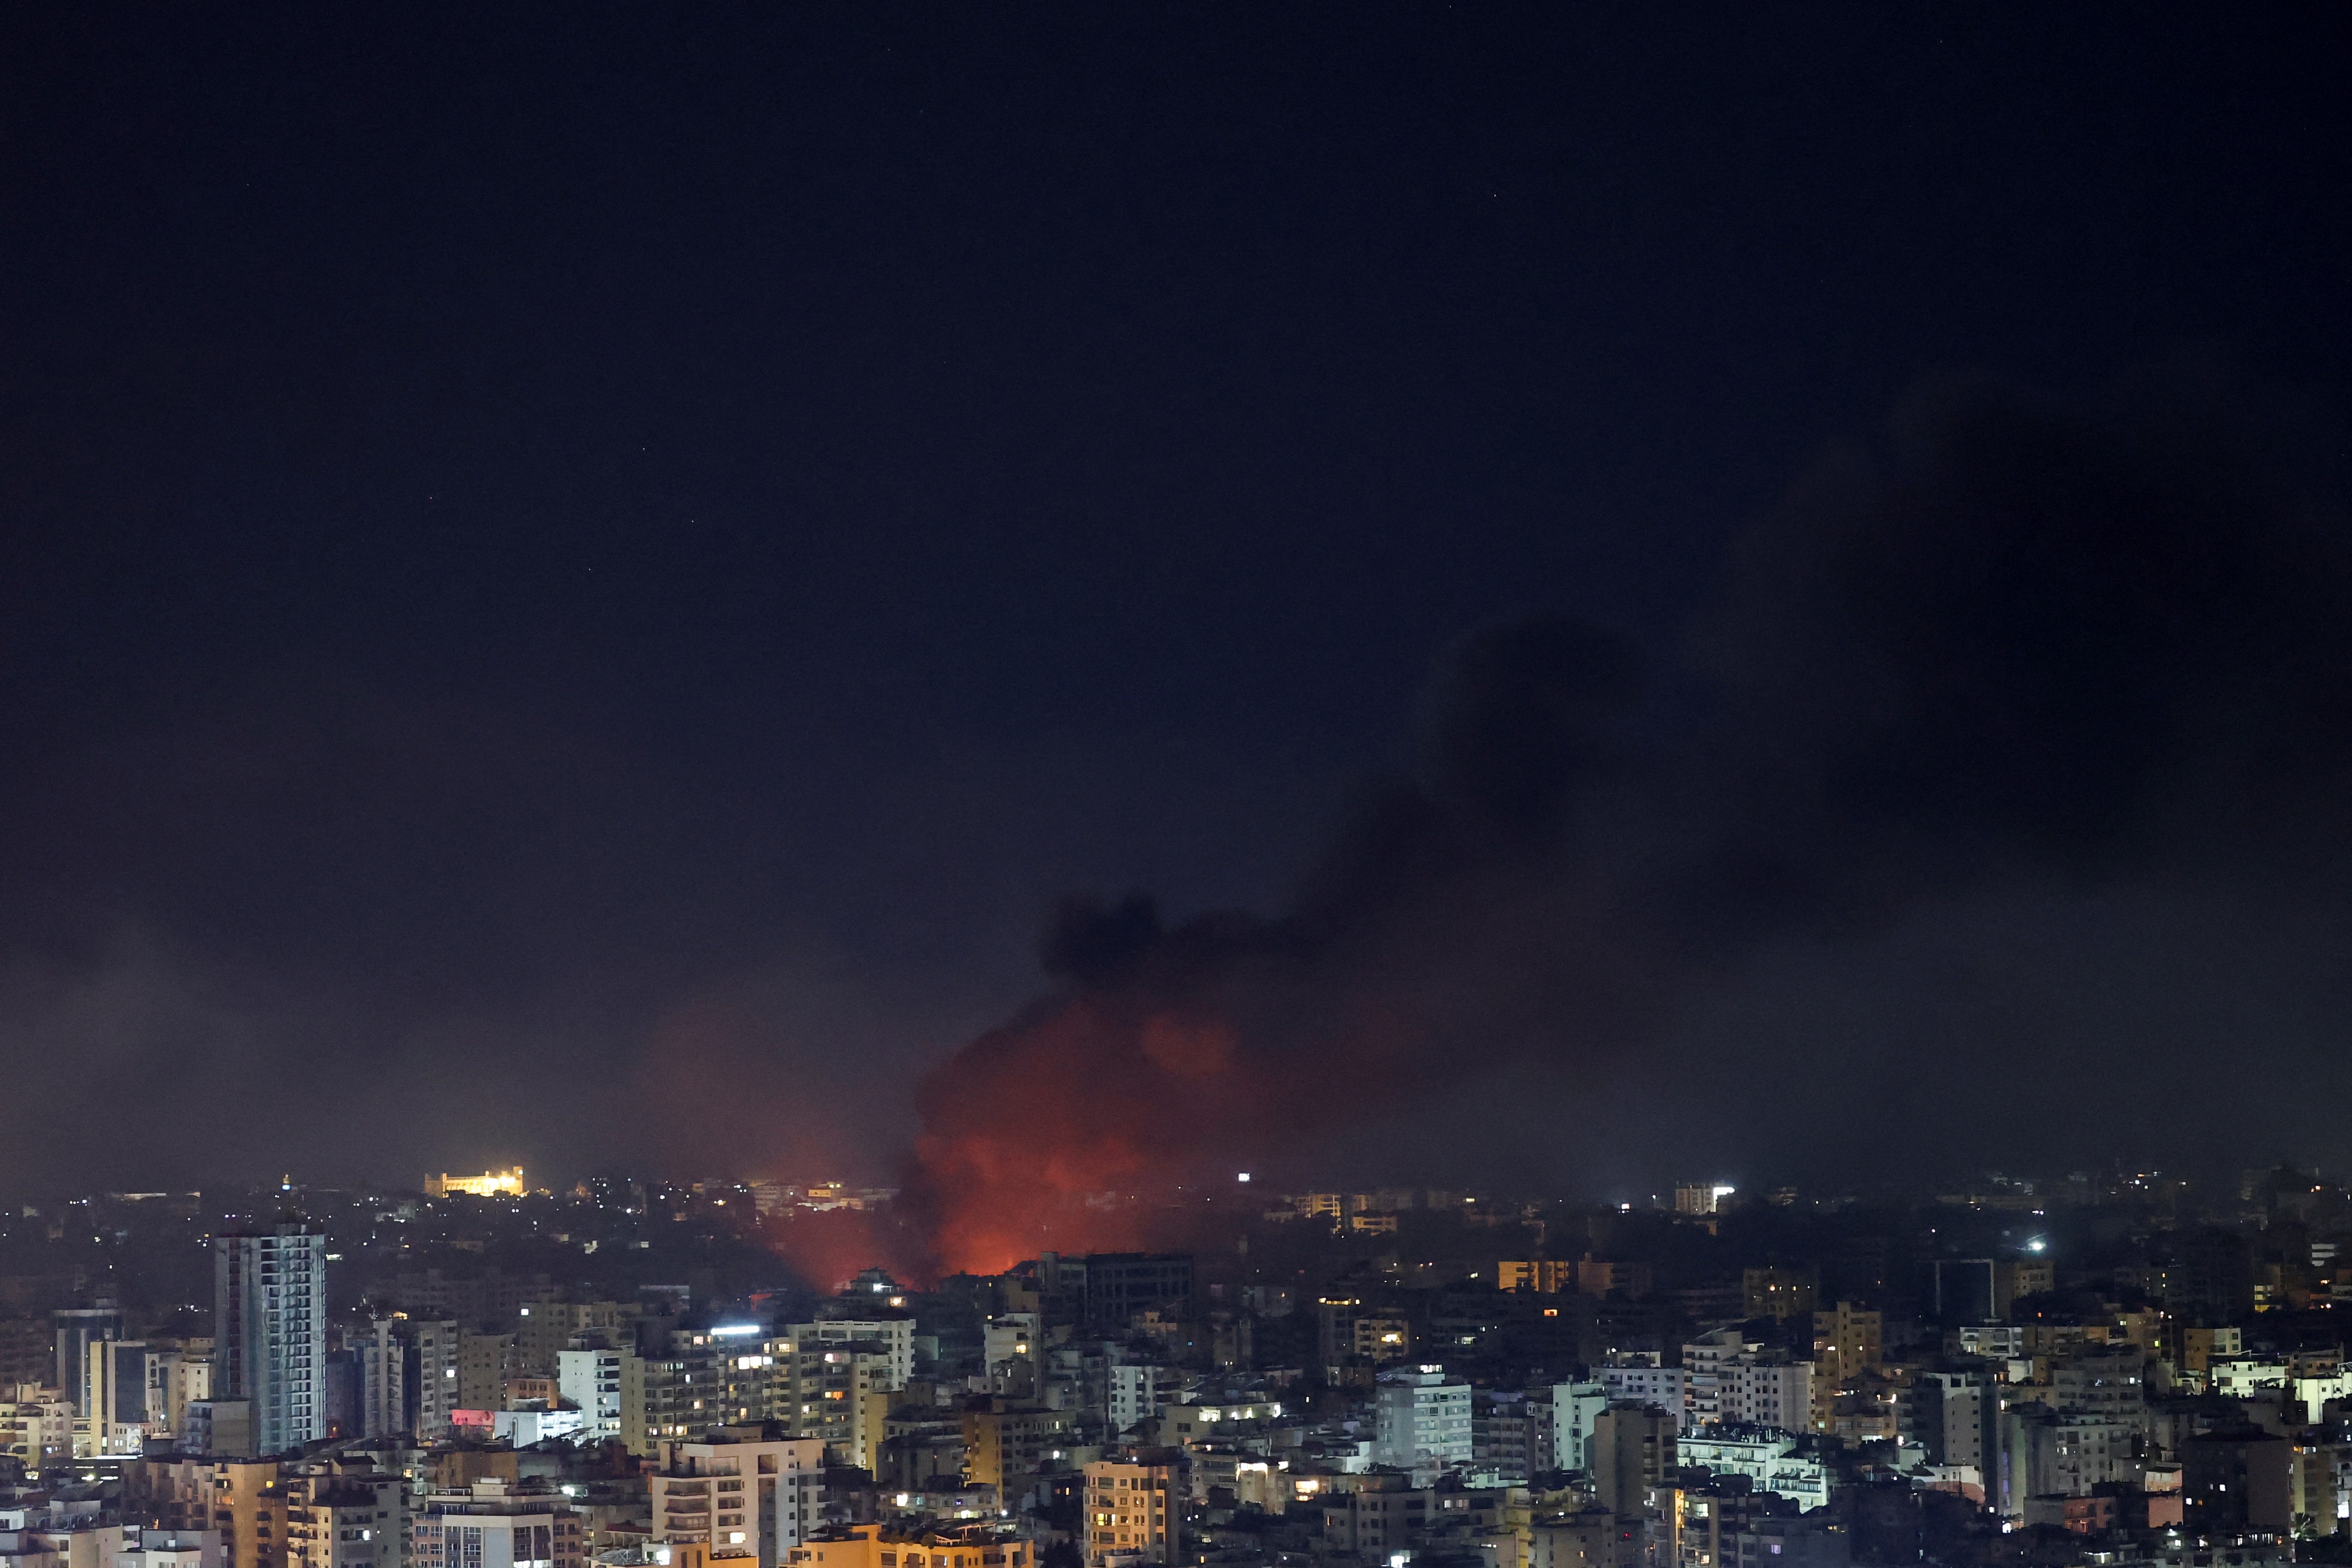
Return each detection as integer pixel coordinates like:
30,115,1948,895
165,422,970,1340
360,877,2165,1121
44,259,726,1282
746,913,1445,1290
892,983,1426,1279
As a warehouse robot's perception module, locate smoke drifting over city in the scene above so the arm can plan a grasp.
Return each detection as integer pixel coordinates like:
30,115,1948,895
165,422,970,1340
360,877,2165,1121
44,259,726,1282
892,374,2352,1276
1,7,2347,1257
16,18,2352,1565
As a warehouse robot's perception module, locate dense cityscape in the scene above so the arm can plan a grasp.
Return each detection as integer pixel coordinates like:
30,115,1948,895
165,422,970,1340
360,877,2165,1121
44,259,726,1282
0,1166,2340,1568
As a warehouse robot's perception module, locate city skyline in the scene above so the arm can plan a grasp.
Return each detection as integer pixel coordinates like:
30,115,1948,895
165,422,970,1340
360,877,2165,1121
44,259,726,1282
5,10,2349,1565
0,1149,2346,1564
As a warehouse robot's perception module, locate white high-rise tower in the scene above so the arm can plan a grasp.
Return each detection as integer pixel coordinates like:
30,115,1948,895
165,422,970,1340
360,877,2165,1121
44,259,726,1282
215,1225,327,1455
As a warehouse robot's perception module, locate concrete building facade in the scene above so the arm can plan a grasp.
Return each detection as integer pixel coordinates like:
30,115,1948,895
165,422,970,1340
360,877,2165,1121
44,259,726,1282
1374,1369,1473,1474
1083,1458,1178,1568
215,1229,326,1457
650,1437,825,1568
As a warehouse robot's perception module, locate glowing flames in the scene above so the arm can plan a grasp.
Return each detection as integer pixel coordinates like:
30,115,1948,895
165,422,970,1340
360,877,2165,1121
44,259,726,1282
901,998,1202,1275
750,994,1242,1288
752,853,1614,1289
752,617,1656,1289
885,964,1433,1278
759,397,2334,1296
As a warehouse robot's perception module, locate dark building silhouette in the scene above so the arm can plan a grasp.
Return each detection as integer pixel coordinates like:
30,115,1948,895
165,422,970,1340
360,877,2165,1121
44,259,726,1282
2173,1230,2256,1325
1931,1261,1994,1325
2183,1429,2290,1531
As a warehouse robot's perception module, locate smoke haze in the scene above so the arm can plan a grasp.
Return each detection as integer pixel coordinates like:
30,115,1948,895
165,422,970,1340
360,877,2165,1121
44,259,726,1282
892,371,2352,1273
4,7,2348,1249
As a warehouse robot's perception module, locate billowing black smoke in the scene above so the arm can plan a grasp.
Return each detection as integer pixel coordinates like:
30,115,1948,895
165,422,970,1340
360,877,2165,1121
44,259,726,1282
900,368,2352,1262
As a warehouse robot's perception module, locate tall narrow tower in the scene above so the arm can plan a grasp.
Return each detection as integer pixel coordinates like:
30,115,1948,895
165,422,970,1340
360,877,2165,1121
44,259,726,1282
215,1224,327,1455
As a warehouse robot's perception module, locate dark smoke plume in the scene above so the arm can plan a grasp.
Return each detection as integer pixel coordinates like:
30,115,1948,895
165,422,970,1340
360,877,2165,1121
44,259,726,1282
886,371,2352,1278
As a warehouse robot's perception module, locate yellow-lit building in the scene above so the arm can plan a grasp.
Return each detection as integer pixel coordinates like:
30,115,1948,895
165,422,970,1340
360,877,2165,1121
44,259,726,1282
853,1388,895,1474
1083,1459,1177,1568
960,1402,1071,1491
284,1468,404,1568
1499,1262,1573,1294
1810,1302,1883,1431
789,1525,1030,1568
210,1459,292,1568
426,1168,527,1198
1232,1459,1326,1515
2183,1326,2243,1374
1353,1317,1415,1364
0,1386,76,1470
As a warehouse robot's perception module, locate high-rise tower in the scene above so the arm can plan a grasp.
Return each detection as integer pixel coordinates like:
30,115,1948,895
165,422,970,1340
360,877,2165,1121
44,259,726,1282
216,1225,327,1455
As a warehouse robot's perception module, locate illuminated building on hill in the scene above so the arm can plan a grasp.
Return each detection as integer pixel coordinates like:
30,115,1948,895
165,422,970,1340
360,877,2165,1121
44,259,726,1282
426,1168,527,1198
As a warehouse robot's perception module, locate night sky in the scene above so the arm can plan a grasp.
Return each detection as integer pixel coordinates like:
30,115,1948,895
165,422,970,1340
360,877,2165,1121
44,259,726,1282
3,7,2348,1200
